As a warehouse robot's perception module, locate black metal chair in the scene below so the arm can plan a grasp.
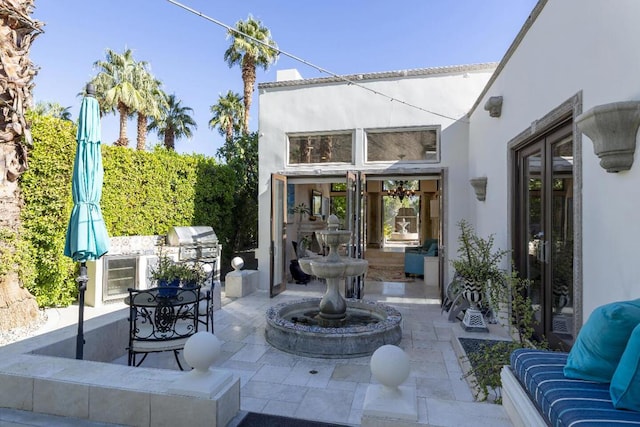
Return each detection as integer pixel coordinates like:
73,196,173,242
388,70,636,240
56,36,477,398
127,286,201,370
197,283,215,333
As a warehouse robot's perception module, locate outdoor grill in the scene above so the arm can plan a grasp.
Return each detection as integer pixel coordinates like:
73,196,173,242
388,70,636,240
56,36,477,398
167,226,220,262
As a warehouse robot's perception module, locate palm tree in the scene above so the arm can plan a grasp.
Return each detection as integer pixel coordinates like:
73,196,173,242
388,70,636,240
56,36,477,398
91,48,144,147
224,15,278,133
209,91,244,144
132,64,167,151
0,0,42,331
32,101,72,121
148,94,197,150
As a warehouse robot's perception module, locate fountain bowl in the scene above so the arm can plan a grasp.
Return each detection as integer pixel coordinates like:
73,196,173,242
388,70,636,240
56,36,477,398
265,298,402,358
316,229,352,247
298,257,368,278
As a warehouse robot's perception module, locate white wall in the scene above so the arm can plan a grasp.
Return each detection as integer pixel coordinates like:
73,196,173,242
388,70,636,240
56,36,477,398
468,0,640,319
257,67,495,289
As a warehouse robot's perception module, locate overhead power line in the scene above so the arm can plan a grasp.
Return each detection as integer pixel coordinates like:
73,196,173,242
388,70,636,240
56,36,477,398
166,0,464,122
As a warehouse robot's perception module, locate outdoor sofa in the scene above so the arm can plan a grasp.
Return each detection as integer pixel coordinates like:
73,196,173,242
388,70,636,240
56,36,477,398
502,299,640,426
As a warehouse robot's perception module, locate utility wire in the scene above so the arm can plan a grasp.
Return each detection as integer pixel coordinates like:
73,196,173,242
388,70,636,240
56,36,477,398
166,0,463,122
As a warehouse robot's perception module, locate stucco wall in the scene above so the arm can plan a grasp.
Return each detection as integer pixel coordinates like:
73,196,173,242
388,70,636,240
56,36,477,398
257,67,495,289
468,0,640,319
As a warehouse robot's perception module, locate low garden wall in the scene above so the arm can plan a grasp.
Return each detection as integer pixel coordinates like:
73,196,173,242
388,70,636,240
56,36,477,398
0,309,239,426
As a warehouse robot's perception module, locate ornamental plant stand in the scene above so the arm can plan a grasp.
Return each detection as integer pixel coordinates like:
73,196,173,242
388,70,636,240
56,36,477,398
462,308,488,332
461,279,489,332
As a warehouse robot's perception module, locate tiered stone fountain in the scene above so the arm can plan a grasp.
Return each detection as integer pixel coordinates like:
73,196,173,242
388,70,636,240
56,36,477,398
265,215,402,358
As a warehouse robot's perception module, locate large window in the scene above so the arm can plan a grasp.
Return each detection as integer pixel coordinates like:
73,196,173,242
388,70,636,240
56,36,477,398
288,132,353,164
366,128,438,162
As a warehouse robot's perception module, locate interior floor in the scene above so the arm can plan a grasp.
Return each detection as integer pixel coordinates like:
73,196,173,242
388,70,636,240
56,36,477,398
364,247,405,268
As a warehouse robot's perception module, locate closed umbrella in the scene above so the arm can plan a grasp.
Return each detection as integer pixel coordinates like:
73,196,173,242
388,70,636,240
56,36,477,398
64,83,109,359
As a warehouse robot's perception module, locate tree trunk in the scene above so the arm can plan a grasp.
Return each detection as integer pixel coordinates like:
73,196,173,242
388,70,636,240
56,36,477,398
116,102,129,146
241,56,256,134
226,123,233,144
136,113,147,151
0,1,43,331
164,128,175,150
0,143,38,330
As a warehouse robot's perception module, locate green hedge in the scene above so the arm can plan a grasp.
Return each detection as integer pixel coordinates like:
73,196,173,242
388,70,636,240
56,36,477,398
20,114,236,307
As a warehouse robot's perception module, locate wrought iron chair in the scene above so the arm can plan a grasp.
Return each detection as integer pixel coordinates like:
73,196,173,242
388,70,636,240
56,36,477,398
127,286,201,370
197,283,215,333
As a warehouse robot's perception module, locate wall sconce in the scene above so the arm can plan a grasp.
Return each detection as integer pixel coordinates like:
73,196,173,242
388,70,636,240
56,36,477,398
576,101,640,173
483,96,503,118
470,177,487,201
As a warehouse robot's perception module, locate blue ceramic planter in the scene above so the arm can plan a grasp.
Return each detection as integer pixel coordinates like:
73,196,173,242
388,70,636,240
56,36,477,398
158,278,180,297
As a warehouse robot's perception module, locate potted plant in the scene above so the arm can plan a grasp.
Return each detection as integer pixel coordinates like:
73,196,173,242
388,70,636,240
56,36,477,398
297,234,312,258
151,255,182,296
293,202,311,223
179,263,206,288
293,202,313,257
451,220,509,310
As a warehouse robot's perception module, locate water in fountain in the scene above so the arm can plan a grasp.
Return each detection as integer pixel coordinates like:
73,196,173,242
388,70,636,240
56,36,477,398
265,215,402,358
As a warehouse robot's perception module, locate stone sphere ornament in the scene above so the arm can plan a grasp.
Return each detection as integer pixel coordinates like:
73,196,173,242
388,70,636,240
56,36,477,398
183,332,222,373
370,344,410,388
231,257,244,271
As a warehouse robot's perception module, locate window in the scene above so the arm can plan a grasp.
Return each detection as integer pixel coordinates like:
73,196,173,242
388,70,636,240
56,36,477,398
288,132,353,164
366,128,438,162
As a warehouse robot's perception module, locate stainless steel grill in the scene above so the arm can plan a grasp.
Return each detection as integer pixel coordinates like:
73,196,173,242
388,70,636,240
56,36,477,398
167,226,219,261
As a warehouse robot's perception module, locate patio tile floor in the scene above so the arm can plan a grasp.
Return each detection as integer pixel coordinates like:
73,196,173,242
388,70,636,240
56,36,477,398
0,277,513,426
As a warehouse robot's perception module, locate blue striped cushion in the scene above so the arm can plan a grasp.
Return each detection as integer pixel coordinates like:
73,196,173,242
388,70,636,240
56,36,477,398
510,348,640,426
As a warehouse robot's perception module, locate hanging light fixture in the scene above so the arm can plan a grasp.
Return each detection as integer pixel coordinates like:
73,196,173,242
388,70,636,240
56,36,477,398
387,180,416,201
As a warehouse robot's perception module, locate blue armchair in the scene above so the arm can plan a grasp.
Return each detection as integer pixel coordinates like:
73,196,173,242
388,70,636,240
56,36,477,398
404,239,438,276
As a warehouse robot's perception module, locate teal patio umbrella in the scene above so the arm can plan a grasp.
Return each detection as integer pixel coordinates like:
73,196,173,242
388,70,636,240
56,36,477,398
64,84,110,359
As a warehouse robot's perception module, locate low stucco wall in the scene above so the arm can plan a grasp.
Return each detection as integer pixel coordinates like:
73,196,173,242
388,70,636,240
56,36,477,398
0,308,239,426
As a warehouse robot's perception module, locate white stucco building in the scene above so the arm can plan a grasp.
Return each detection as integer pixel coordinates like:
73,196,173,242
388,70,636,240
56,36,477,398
256,0,640,351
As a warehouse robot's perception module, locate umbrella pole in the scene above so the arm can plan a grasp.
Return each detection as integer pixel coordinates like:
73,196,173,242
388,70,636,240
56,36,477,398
76,262,88,360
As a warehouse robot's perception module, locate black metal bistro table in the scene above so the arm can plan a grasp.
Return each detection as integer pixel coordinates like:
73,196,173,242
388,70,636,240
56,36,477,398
125,286,202,370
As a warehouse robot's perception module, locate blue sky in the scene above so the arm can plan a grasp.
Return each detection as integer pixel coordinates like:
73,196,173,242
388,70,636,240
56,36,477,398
30,0,538,158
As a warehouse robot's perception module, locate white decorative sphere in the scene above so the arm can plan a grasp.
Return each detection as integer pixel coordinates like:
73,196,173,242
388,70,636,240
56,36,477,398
183,332,222,372
231,257,244,271
370,345,410,388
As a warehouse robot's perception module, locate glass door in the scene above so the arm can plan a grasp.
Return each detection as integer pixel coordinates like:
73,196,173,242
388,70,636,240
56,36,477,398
345,171,365,298
270,174,287,297
514,122,574,350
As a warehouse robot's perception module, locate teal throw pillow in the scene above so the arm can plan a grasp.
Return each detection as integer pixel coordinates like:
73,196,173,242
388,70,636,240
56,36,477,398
426,243,438,257
422,239,436,250
563,298,640,383
610,323,640,411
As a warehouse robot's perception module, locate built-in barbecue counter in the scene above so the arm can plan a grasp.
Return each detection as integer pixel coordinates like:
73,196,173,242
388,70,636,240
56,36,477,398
86,227,221,307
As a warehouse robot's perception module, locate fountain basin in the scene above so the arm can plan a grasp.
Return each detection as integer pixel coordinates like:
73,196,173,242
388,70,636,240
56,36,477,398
298,257,368,278
265,298,402,358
